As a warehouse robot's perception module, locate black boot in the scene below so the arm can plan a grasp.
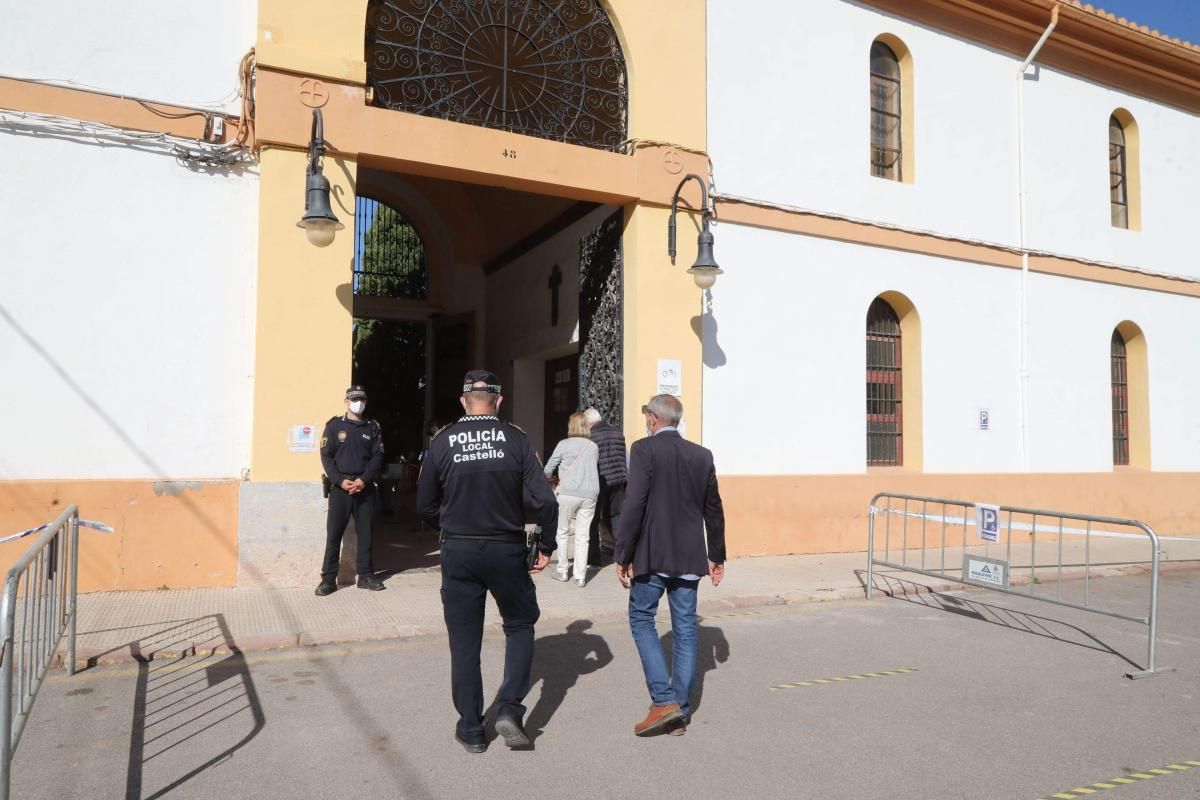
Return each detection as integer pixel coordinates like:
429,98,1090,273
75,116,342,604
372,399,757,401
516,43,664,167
357,575,385,591
454,730,488,754
495,709,532,748
315,581,337,597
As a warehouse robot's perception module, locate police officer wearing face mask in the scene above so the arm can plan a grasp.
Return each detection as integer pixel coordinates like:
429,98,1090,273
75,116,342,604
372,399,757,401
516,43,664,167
417,370,558,753
317,385,386,596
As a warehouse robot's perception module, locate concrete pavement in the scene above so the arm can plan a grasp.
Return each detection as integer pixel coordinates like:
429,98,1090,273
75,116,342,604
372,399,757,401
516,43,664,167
66,534,1200,667
14,571,1200,800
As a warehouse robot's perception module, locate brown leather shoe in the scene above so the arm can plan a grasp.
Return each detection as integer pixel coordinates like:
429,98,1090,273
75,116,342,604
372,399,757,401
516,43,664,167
634,703,681,737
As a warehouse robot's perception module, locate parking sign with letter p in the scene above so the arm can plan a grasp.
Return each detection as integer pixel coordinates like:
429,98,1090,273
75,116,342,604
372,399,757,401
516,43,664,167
975,503,1001,543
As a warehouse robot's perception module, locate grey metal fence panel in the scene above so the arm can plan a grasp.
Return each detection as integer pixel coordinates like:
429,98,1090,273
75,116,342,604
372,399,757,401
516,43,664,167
0,504,80,800
865,492,1163,679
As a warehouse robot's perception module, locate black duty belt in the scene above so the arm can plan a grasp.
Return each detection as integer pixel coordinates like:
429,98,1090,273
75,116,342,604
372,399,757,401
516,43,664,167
441,531,525,544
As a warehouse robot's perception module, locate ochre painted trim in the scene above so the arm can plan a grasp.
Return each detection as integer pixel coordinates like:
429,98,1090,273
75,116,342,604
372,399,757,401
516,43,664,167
858,0,1200,114
714,198,1200,300
0,480,239,593
0,76,238,143
718,471,1200,557
253,68,709,208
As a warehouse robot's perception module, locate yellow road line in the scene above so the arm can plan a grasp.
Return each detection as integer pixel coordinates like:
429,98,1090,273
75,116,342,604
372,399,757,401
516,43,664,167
1035,760,1197,799
769,668,918,692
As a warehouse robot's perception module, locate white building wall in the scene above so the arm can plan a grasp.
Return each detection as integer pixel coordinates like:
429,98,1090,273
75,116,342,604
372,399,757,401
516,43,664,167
705,1,1200,477
702,224,1023,476
708,0,1200,281
0,2,256,113
0,135,259,480
704,225,1200,477
1026,272,1200,473
1022,69,1200,280
708,0,1020,247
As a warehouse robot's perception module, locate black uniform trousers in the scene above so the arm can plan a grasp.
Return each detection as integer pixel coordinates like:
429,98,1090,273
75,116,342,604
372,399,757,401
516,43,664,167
321,487,376,582
440,538,540,738
588,477,624,565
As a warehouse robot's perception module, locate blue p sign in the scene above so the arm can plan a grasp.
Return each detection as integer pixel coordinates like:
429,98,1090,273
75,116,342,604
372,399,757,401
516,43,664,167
976,504,1000,543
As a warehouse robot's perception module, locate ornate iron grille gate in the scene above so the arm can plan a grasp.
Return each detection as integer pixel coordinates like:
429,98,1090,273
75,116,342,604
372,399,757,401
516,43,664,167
366,0,628,150
578,210,622,426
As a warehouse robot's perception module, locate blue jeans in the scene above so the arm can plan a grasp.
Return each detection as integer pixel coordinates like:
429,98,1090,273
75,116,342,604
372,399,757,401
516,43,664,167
628,574,699,719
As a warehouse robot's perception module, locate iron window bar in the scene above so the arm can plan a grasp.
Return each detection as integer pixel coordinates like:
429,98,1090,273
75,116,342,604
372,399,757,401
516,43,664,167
870,43,902,181
867,298,903,466
1111,329,1129,465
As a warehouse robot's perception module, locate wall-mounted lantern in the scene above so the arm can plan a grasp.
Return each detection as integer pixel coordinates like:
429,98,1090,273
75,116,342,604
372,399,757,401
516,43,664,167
667,173,723,289
296,109,344,247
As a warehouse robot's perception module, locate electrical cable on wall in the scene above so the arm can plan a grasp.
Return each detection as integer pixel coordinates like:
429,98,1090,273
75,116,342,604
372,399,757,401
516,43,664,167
0,48,257,161
0,106,255,169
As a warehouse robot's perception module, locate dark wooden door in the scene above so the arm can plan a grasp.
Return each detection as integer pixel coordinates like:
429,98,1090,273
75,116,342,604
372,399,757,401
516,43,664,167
543,354,579,458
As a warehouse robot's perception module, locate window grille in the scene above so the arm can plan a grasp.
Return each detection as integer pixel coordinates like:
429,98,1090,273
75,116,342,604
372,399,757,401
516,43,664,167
353,196,428,299
867,297,903,465
1109,115,1129,229
870,42,902,181
1111,329,1129,465
365,0,628,151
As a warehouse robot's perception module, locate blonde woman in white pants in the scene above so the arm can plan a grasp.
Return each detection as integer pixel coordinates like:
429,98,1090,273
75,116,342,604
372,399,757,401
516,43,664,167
544,412,600,586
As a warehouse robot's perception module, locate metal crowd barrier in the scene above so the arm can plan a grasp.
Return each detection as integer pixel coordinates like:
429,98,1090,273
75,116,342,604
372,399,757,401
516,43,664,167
0,505,81,799
866,492,1163,679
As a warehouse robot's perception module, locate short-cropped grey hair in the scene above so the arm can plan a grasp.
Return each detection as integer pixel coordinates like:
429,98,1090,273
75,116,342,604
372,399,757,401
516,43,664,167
584,407,602,425
646,394,683,426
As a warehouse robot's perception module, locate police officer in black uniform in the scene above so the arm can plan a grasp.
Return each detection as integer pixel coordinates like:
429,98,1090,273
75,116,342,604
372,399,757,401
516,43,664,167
417,370,558,753
317,385,386,595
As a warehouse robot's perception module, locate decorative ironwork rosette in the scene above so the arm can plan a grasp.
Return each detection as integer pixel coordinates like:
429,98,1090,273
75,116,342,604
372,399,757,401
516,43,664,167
367,0,628,150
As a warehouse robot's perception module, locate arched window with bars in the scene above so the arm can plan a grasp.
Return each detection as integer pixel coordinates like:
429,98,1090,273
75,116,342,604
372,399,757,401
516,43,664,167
1110,321,1150,468
870,41,903,181
1108,110,1140,230
866,297,903,465
1111,328,1129,464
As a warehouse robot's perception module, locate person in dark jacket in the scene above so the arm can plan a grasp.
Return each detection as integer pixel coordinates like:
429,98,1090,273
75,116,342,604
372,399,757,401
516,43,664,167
417,370,558,754
317,385,386,595
584,407,627,566
614,394,725,738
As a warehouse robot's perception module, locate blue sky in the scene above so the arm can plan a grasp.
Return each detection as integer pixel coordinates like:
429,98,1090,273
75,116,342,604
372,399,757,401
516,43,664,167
1088,0,1200,44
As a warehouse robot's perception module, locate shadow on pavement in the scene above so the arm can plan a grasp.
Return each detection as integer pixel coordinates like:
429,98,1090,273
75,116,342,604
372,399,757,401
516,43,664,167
373,516,441,576
660,621,730,721
863,571,1142,670
122,615,265,800
502,619,614,744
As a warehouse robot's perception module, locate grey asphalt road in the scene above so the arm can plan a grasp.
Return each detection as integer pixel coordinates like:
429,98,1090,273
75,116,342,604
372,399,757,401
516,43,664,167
11,571,1200,800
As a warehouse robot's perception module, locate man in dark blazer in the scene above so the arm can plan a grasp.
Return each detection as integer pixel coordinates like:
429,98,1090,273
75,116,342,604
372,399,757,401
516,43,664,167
614,393,725,737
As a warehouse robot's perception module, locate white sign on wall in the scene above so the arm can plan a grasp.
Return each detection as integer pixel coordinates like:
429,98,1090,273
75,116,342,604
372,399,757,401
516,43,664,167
975,503,1001,543
657,359,682,396
289,424,318,453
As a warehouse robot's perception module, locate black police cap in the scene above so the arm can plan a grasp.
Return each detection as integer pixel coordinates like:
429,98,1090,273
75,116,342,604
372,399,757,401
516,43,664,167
345,385,368,400
462,369,502,394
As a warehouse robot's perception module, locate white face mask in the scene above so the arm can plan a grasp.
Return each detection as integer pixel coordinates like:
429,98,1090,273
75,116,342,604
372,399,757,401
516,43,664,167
349,400,366,415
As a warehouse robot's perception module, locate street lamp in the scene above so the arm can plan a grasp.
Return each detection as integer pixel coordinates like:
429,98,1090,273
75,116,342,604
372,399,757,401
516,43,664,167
667,173,723,289
296,109,344,247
